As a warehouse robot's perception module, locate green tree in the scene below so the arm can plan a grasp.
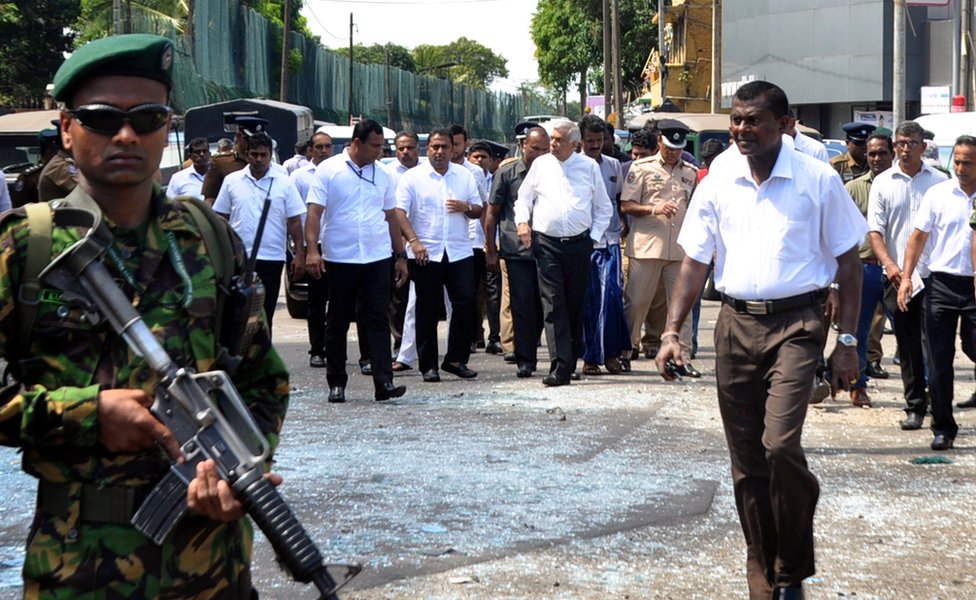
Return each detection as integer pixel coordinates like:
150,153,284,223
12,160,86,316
336,43,416,73
412,38,508,89
0,0,80,107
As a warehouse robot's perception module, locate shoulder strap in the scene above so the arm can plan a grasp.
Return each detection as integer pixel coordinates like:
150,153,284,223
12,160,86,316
19,202,54,347
179,197,233,343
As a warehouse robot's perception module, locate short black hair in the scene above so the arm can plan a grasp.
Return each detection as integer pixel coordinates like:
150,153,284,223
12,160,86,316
866,132,893,152
733,80,790,118
469,141,492,156
578,114,606,136
448,124,468,141
700,138,725,160
428,127,454,144
895,121,924,140
630,129,657,151
395,130,419,144
353,119,384,142
186,136,209,153
246,132,272,151
955,134,976,150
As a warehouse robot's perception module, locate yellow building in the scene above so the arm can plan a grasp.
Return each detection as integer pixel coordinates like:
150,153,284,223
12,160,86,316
644,0,718,113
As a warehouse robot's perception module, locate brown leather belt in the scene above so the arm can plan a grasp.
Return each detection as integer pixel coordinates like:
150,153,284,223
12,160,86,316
721,289,827,316
38,481,149,524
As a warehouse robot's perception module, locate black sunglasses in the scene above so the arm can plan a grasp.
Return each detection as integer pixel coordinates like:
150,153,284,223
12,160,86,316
68,103,172,136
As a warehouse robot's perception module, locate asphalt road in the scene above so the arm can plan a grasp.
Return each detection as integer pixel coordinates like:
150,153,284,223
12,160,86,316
1,297,976,599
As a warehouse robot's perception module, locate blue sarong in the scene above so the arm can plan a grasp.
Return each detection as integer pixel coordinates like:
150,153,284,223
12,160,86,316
582,244,631,364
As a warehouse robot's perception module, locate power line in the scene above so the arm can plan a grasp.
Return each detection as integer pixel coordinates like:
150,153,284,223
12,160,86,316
301,1,349,40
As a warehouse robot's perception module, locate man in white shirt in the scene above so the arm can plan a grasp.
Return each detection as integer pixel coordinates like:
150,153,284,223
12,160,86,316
389,131,422,370
213,132,306,334
165,137,210,200
657,80,865,600
282,140,309,174
515,120,613,386
897,135,976,450
291,131,334,368
396,128,483,382
868,120,948,430
468,139,506,356
306,119,407,403
785,111,828,163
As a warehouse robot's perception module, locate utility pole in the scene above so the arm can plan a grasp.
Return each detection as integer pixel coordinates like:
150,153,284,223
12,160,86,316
124,0,132,33
280,0,291,102
385,45,394,129
711,0,721,113
112,0,121,34
658,0,667,104
348,13,355,124
603,0,611,120
893,0,905,126
612,0,623,125
953,0,962,99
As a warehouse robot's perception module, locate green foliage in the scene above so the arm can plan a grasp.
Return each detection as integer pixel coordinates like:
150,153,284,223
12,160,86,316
0,0,80,107
412,38,508,89
241,0,316,41
75,0,188,41
288,48,303,74
336,43,416,73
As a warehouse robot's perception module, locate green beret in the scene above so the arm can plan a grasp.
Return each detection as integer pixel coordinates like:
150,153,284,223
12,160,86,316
53,34,174,103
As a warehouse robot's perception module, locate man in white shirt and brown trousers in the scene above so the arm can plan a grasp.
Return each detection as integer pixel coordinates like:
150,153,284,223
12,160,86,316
656,81,865,600
898,135,976,451
515,120,613,386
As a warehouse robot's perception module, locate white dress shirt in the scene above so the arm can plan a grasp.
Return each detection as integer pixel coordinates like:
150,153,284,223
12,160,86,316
282,153,308,174
912,178,975,276
785,132,829,163
166,166,207,200
307,150,396,264
213,166,306,261
679,141,867,300
514,152,613,243
291,161,318,202
867,162,948,278
463,159,489,249
396,161,482,263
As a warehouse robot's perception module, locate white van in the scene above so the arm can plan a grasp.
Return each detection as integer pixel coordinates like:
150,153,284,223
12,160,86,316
914,112,976,170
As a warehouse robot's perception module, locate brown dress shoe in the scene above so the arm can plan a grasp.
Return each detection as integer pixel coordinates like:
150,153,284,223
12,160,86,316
851,387,871,407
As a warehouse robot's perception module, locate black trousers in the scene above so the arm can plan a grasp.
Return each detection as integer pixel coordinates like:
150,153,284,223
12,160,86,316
410,255,474,372
471,248,501,344
388,273,409,351
506,258,544,368
255,260,283,334
533,231,593,379
484,260,502,344
883,279,928,415
925,272,976,439
323,258,394,390
306,260,328,356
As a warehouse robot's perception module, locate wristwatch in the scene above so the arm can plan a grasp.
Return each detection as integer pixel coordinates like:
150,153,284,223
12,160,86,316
837,333,857,347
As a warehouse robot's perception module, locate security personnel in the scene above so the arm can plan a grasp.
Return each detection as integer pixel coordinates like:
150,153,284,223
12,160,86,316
621,118,701,377
37,123,78,202
0,34,289,597
830,121,876,183
201,115,269,205
11,128,59,207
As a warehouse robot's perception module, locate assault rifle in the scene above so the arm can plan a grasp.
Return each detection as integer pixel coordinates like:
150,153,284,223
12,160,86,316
38,205,360,599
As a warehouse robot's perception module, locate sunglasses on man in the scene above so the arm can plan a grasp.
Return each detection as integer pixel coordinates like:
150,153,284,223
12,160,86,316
67,103,172,136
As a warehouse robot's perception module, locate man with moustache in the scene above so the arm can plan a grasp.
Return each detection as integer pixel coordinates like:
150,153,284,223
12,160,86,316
832,122,876,183
657,80,865,600
485,125,549,378
165,136,211,199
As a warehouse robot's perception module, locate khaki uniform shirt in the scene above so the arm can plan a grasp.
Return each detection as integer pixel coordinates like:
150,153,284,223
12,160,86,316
830,152,868,183
846,171,878,260
201,151,247,200
37,151,78,202
620,154,697,261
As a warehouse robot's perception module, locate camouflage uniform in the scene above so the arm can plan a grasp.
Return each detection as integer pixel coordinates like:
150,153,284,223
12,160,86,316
37,151,78,203
201,152,247,201
0,186,289,599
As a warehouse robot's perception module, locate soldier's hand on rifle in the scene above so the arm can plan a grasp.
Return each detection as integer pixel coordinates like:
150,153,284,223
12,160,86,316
187,459,283,522
97,389,180,459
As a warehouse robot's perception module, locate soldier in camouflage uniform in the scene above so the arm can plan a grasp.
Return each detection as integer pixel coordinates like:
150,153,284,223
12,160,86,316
0,34,289,599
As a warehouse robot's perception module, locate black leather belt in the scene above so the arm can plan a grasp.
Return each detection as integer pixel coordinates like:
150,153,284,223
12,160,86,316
721,289,827,316
538,229,590,243
39,481,150,524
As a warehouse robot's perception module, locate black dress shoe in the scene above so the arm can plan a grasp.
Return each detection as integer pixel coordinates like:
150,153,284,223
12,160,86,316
931,434,954,451
679,362,702,378
422,369,441,382
516,364,533,378
442,362,477,379
359,361,372,375
772,585,804,600
309,354,325,368
542,374,570,387
900,412,924,430
503,352,517,363
375,382,406,401
328,386,346,403
866,360,889,379
485,340,503,354
569,371,581,381
629,348,640,361
957,392,976,408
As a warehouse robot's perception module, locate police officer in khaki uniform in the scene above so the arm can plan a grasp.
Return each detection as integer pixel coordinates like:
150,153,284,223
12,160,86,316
830,121,876,183
201,115,268,205
11,129,59,207
621,119,700,376
36,124,78,202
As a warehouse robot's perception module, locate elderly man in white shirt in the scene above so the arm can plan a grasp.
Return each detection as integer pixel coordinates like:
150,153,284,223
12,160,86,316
166,137,211,199
656,81,865,600
306,119,407,403
868,120,948,431
396,128,483,382
897,135,976,451
213,132,306,334
514,119,613,387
